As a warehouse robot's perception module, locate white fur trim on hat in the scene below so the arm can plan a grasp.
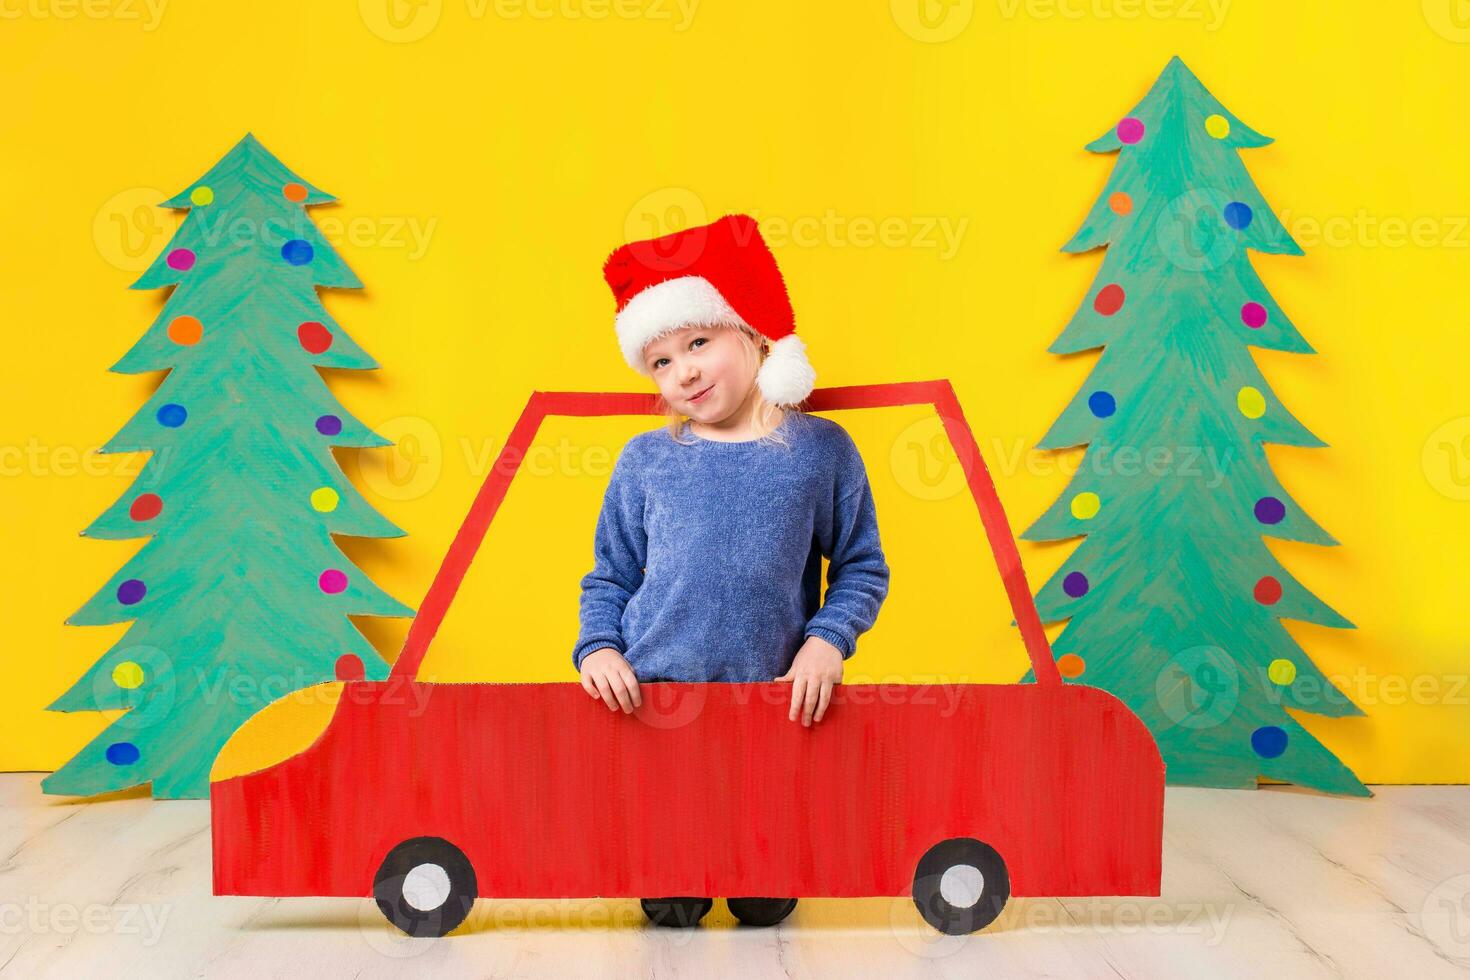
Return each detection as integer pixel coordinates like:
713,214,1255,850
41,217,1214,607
616,275,747,374
756,333,816,406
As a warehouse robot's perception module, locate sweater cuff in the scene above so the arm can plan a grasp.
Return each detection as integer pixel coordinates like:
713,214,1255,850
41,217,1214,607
573,637,624,671
804,626,854,659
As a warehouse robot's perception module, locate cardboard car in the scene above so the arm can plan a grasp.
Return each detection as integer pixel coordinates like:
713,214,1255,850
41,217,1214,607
210,380,1165,937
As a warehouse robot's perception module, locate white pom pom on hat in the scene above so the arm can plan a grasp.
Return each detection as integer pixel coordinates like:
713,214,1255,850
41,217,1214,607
754,333,817,406
601,213,816,406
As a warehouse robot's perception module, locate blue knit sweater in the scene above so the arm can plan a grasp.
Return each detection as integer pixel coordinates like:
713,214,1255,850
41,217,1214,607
572,410,890,682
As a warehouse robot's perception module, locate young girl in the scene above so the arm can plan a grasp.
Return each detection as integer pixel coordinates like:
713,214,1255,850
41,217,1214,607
571,214,890,930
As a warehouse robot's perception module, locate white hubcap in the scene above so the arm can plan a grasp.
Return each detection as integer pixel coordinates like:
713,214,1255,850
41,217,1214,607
939,863,985,909
402,862,452,912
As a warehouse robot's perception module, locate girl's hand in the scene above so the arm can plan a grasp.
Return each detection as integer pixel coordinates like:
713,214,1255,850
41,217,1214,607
579,648,642,713
774,636,844,726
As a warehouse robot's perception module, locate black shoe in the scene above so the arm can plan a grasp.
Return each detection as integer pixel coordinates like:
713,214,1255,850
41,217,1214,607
640,896,713,928
726,896,797,927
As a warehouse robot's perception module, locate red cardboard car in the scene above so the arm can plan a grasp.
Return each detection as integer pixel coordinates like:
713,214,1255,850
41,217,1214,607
210,381,1165,937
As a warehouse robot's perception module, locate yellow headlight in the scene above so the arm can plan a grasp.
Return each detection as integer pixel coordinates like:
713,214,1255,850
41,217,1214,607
210,681,347,783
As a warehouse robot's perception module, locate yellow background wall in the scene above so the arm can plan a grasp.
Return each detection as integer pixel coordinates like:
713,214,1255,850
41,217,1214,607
2,0,1466,782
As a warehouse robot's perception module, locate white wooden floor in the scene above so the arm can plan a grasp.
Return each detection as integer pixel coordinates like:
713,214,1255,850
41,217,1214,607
2,774,1468,978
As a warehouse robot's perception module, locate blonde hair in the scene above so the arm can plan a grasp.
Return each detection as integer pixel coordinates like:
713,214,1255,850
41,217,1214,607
655,322,799,447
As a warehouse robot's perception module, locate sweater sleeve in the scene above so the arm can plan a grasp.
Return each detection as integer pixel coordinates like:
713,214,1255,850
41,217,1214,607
571,441,648,671
804,438,890,660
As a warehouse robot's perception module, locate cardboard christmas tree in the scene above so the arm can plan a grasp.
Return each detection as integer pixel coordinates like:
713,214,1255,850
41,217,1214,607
1023,58,1368,796
45,134,411,800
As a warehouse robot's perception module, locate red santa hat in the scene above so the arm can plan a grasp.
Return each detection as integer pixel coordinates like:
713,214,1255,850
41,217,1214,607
601,213,816,406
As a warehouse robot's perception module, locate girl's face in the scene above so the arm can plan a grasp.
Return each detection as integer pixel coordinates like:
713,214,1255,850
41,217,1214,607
642,324,762,424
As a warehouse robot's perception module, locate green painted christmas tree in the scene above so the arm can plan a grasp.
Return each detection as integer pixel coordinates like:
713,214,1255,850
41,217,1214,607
45,133,412,800
1022,58,1368,796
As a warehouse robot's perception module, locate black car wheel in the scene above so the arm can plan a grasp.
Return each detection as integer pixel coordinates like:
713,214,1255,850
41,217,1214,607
640,896,713,928
373,836,478,937
727,896,797,927
911,837,1010,935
